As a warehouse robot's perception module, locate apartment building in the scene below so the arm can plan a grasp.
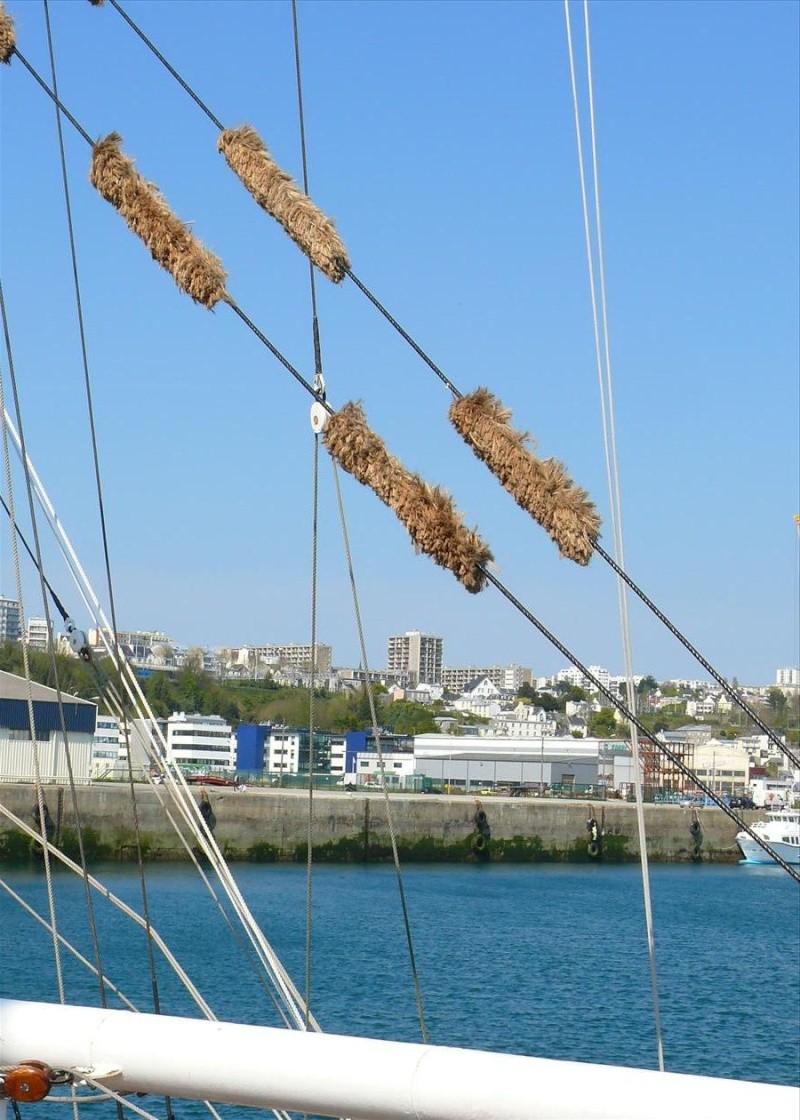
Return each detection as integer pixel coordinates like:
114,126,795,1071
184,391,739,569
88,629,177,664
23,617,52,650
231,644,332,674
776,667,799,688
0,597,22,644
387,631,443,686
266,728,332,776
442,664,532,692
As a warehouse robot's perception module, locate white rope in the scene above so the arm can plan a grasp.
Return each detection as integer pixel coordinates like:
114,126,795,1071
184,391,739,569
0,328,66,1005
0,404,317,1033
564,0,665,1071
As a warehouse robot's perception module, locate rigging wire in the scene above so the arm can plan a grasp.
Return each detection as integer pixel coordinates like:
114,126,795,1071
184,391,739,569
305,431,320,1027
350,260,800,768
290,0,322,1030
3,40,330,1031
0,392,320,1033
480,565,800,882
564,0,663,1071
3,54,795,878
41,13,157,1104
0,800,218,1017
0,457,314,1036
331,460,430,1040
0,284,66,1005
65,0,800,764
291,0,429,1044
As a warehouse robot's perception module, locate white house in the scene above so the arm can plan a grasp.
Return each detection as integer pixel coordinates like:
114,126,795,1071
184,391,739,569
686,697,717,719
491,703,559,738
452,676,505,720
355,750,416,787
404,683,444,705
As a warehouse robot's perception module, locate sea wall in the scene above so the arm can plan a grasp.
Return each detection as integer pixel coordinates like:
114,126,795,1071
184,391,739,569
0,783,754,864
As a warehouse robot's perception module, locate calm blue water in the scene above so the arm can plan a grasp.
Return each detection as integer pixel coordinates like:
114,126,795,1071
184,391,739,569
1,861,798,1114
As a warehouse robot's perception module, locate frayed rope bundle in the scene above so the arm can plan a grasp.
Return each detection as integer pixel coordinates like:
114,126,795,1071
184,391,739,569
0,2,16,63
450,388,600,565
90,133,228,309
325,402,493,593
218,125,349,283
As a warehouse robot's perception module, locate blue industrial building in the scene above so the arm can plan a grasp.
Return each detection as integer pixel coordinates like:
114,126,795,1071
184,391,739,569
235,723,271,773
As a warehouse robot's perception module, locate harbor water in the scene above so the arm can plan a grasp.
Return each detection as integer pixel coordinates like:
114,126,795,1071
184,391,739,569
1,860,798,1113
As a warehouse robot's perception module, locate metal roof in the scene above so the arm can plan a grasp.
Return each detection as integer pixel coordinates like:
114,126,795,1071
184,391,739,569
0,670,94,707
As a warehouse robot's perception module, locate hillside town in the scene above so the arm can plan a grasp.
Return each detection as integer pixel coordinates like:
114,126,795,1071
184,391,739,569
0,600,797,806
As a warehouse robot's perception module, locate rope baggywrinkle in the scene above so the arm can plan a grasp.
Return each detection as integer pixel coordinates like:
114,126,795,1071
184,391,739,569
73,0,797,761
450,388,600,565
324,401,493,594
90,133,228,309
219,125,350,283
0,0,15,62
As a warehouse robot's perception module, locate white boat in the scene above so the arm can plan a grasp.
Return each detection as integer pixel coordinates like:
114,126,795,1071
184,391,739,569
737,809,800,866
0,2,798,1118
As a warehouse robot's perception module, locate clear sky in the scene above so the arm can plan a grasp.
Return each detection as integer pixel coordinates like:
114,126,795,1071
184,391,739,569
0,0,798,685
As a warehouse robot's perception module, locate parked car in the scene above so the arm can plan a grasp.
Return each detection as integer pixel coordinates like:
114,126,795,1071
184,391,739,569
728,795,755,809
678,795,705,808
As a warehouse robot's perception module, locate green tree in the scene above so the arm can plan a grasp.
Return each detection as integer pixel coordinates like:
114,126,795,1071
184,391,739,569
588,707,618,738
381,701,438,735
766,687,787,717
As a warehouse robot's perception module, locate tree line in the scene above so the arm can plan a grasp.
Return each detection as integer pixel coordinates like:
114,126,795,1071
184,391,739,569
0,643,794,743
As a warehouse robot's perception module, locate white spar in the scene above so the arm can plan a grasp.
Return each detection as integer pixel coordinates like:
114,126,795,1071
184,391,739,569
1,1000,798,1120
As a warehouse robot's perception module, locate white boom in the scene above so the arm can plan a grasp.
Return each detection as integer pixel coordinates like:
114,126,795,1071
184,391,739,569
1,1000,798,1120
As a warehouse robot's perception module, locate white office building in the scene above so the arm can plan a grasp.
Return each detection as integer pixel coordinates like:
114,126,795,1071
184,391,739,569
356,751,416,787
167,712,234,771
91,714,123,779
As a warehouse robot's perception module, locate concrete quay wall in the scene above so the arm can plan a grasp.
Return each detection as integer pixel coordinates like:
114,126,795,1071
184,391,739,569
0,783,752,863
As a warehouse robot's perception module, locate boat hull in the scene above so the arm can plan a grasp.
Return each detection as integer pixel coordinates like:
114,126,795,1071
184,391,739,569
736,815,800,865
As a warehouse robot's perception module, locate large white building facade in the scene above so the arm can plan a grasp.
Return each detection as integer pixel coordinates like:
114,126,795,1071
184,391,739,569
167,713,234,771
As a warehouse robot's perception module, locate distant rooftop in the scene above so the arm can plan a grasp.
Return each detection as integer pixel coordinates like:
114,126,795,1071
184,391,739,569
0,670,94,707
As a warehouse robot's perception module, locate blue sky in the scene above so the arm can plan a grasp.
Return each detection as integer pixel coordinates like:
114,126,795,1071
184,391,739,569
0,0,797,685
